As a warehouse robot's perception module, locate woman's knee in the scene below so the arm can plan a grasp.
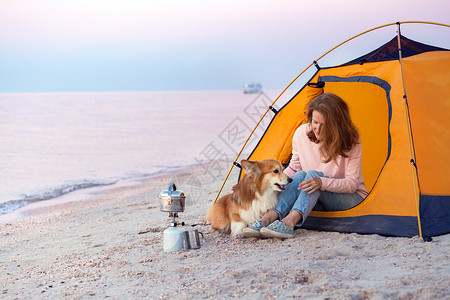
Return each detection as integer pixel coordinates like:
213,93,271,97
292,170,307,182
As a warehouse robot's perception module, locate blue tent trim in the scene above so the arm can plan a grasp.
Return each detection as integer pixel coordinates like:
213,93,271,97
301,215,419,237
342,35,449,66
420,195,450,237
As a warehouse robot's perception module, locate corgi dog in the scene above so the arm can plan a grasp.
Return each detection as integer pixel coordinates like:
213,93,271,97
206,159,292,237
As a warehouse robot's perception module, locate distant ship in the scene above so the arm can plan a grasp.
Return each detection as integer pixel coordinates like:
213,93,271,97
243,82,262,94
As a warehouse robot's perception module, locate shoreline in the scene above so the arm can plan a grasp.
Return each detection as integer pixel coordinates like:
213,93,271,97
0,160,224,224
1,160,449,299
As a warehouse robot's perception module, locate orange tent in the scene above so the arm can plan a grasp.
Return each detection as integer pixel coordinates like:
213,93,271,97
214,22,450,239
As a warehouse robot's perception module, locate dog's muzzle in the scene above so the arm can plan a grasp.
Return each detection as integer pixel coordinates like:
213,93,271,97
275,178,292,191
275,183,286,190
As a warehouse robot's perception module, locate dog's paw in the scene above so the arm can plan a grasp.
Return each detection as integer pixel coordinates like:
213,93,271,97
231,232,244,239
230,221,246,238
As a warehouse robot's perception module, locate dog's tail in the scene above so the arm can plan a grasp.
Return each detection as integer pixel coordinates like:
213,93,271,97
206,196,231,233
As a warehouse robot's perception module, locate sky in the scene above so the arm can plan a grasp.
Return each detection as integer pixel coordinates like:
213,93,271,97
0,0,449,93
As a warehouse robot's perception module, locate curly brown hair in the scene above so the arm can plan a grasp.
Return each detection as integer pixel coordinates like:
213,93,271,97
306,93,360,164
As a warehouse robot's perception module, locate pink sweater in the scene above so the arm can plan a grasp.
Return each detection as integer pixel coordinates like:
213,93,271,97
284,124,369,199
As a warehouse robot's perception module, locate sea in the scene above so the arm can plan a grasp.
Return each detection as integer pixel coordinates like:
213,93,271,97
0,90,287,217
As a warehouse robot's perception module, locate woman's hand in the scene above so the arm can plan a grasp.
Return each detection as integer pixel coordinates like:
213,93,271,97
298,177,322,194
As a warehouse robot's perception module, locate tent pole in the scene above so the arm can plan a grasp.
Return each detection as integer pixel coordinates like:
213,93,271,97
396,23,423,238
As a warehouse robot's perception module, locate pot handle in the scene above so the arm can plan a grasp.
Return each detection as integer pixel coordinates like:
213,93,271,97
169,182,176,192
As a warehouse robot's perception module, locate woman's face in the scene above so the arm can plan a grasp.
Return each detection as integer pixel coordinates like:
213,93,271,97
311,110,326,141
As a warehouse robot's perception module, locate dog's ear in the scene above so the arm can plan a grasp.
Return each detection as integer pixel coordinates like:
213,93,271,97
241,160,260,174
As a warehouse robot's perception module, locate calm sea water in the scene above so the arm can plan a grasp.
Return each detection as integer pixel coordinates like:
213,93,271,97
0,90,284,215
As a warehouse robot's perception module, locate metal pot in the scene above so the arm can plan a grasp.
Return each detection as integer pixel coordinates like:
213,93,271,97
159,183,185,213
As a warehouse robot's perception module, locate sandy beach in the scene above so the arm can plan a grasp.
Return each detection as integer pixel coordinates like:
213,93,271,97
1,161,449,299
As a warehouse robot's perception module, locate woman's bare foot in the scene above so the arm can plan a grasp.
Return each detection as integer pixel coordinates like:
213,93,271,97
260,209,279,226
281,210,302,228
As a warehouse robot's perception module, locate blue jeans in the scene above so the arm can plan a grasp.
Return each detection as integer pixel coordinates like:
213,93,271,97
273,170,363,227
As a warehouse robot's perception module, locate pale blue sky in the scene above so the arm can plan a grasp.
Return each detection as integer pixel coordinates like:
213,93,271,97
0,0,449,92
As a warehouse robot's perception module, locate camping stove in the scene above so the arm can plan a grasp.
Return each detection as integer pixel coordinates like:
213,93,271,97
159,182,186,227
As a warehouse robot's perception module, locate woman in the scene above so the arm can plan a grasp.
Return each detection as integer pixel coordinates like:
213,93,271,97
243,92,369,239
